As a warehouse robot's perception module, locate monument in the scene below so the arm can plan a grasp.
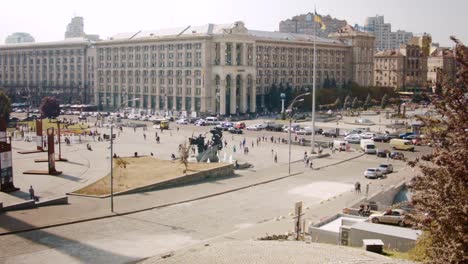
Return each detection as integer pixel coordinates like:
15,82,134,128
189,127,223,162
0,118,19,192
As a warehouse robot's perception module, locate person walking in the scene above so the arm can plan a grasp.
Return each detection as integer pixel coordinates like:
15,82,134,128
274,153,278,163
306,157,310,167
29,185,35,200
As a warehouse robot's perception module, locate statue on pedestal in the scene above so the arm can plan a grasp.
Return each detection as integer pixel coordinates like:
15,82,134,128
189,127,223,162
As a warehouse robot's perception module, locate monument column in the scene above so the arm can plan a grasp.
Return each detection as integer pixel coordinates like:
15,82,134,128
250,79,256,113
230,77,237,114
240,75,247,113
219,78,226,115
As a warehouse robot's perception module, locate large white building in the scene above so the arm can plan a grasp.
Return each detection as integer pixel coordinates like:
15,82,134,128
364,15,413,51
0,22,374,115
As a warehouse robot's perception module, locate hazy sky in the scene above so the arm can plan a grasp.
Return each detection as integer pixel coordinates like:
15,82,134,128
1,0,466,46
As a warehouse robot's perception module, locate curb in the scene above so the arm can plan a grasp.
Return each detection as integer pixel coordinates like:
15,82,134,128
0,154,365,236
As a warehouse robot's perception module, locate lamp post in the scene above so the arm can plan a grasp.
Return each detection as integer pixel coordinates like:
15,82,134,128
287,92,311,175
110,97,140,212
280,93,286,114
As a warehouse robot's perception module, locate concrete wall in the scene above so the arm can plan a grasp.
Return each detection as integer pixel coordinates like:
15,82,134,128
352,179,408,210
117,164,234,196
349,228,417,252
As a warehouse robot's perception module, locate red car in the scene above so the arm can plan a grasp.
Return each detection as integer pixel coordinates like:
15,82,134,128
234,122,246,129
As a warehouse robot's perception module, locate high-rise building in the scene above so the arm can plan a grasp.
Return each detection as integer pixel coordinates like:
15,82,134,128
409,33,432,57
64,16,100,41
364,15,413,51
279,12,347,38
1,21,374,115
374,44,427,90
5,32,35,44
65,17,85,39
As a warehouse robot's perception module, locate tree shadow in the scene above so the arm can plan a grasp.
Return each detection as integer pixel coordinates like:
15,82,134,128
0,215,137,263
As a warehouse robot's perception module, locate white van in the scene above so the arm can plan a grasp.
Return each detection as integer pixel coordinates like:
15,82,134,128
205,117,218,124
333,140,347,151
360,139,376,154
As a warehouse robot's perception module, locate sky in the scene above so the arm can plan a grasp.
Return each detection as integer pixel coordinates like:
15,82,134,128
1,0,466,47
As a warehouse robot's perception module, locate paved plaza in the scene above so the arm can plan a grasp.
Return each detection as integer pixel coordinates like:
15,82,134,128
0,112,426,263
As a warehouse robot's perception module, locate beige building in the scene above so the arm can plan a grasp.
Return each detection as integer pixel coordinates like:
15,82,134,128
0,38,94,105
427,48,456,86
374,44,427,90
0,21,374,115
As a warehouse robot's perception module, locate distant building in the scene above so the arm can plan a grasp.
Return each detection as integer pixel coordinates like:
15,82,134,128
5,32,35,44
364,15,413,51
279,12,347,38
409,33,432,57
374,45,427,90
65,16,100,41
427,48,456,87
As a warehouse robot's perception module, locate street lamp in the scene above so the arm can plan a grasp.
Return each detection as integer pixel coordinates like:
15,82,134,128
110,97,140,212
280,93,286,113
287,92,311,175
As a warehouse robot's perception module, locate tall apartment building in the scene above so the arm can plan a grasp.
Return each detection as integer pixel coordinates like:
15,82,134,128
364,15,413,51
5,32,35,44
0,38,95,106
65,16,100,41
374,44,427,90
427,48,456,87
279,12,347,38
0,21,373,115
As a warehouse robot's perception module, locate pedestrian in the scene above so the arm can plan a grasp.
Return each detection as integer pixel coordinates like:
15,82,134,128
29,185,35,200
233,145,236,153
251,141,254,148
355,182,361,193
271,149,274,156
143,133,146,140
177,127,180,132
306,157,310,167
309,160,313,169
274,153,278,163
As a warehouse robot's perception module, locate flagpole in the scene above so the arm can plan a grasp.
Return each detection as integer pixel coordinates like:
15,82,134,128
311,15,317,154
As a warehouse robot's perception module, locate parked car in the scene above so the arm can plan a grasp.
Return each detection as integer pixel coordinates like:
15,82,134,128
360,132,376,139
265,123,284,132
370,209,407,227
296,128,312,135
399,132,414,139
378,164,394,174
344,134,361,144
377,149,391,158
234,122,246,129
322,129,338,138
373,134,392,143
364,168,383,179
390,152,405,160
344,129,363,136
228,127,243,134
246,124,263,131
176,118,189,125
78,115,87,121
195,119,207,126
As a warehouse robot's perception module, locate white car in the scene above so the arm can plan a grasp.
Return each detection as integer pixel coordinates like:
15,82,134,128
364,168,383,179
176,118,189,125
344,134,361,144
195,119,207,126
344,129,363,136
360,132,376,139
296,127,313,135
378,164,394,174
246,124,261,131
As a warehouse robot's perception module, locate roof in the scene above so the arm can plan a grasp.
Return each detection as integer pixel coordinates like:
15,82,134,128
0,37,91,49
105,21,346,46
351,222,422,240
375,49,404,57
430,47,454,57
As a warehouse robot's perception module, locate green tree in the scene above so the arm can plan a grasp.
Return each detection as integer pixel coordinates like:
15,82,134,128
0,91,12,121
363,93,372,110
407,37,467,263
381,94,388,109
351,97,359,109
40,96,61,119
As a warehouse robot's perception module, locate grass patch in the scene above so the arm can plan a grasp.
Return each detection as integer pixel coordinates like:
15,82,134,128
18,119,91,133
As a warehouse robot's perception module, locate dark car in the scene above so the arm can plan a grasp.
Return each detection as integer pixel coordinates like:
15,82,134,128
373,134,393,142
315,128,323,135
390,152,405,160
377,149,390,158
399,132,414,139
228,127,243,134
265,123,284,132
322,129,338,138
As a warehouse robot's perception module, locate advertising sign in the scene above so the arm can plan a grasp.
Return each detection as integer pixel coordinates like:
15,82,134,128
36,119,43,150
47,128,56,174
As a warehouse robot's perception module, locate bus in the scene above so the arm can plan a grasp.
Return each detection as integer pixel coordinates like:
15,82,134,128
153,119,169,130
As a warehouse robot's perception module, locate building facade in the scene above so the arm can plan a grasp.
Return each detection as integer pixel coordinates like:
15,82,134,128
427,48,456,86
279,12,347,38
0,38,94,105
0,21,374,115
364,15,413,51
5,32,35,44
374,44,427,90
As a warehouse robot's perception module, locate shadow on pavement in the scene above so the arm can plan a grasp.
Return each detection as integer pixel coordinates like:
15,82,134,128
54,174,83,182
0,214,136,263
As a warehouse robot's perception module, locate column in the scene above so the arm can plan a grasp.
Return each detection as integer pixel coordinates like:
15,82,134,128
220,79,226,115
220,42,226,66
230,80,236,114
250,82,256,113
242,43,248,66
240,75,247,113
191,76,196,112
231,43,236,66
